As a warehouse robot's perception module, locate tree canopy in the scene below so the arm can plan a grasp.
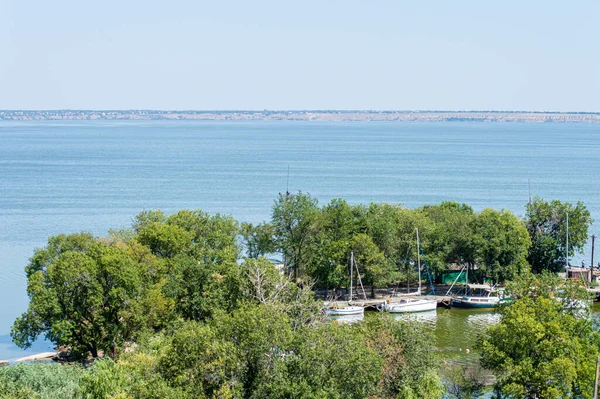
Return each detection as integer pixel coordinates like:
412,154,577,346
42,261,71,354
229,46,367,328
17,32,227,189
479,273,599,398
525,197,593,273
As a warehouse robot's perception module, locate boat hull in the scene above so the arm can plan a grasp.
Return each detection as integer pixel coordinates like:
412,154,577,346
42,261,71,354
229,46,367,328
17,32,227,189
326,306,365,316
450,298,498,309
384,299,438,313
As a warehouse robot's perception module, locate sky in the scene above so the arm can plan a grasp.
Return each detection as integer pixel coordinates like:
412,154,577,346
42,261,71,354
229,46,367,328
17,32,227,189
1,0,599,111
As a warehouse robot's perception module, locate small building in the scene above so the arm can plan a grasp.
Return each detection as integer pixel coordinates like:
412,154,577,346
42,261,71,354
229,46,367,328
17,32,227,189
567,267,592,282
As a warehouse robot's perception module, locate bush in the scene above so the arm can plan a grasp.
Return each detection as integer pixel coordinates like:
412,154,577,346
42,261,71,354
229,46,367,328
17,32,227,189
0,362,83,399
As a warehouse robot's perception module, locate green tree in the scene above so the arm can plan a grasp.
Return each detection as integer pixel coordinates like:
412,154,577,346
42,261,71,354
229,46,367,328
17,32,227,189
80,354,185,399
167,210,239,263
361,316,444,399
12,236,161,359
163,254,244,322
419,202,477,275
252,323,383,399
351,233,398,298
240,222,277,258
479,295,600,398
137,222,193,258
525,197,593,273
158,320,243,398
308,199,366,289
272,192,319,280
473,208,531,283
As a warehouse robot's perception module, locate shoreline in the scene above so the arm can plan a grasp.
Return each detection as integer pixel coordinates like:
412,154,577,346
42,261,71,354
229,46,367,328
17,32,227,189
2,110,600,123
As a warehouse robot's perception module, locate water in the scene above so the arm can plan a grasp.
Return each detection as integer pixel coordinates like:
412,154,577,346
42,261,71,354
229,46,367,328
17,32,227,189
0,120,599,359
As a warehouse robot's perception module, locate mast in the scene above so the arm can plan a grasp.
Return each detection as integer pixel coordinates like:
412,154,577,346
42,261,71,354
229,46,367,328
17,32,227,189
350,252,353,301
566,213,569,270
416,228,422,295
465,259,469,294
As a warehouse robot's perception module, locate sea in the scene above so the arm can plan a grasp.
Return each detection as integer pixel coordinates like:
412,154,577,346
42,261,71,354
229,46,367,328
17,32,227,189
0,120,599,360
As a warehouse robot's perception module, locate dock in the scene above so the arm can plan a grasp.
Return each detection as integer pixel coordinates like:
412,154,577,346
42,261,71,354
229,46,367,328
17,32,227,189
324,295,453,310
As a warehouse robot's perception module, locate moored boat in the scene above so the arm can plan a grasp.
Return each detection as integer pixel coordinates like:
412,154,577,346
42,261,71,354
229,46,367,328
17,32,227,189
381,298,437,313
382,228,438,314
326,306,365,316
451,284,500,309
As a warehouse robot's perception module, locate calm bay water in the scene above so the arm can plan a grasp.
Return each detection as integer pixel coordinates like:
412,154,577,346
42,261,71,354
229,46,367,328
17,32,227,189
0,120,599,359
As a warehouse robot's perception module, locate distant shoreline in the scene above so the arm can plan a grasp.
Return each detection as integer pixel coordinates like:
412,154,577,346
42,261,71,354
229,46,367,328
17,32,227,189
2,110,600,123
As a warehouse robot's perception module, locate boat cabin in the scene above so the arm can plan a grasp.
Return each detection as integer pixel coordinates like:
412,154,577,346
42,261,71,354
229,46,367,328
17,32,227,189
451,283,500,309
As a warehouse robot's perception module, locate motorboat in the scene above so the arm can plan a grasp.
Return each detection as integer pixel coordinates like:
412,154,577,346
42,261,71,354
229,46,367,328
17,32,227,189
451,284,500,309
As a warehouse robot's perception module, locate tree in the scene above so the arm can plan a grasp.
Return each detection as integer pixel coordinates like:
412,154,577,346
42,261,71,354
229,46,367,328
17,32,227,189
473,208,531,283
12,236,161,359
307,199,365,289
167,210,239,263
240,222,277,258
137,222,193,258
163,254,244,322
419,202,477,275
271,191,319,280
351,233,397,298
252,323,384,399
442,363,485,399
241,257,324,330
360,316,444,399
525,197,593,273
158,320,244,398
479,294,600,398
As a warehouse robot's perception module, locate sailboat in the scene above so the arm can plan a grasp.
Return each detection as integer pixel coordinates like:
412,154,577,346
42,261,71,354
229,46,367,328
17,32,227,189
326,252,365,316
381,229,437,313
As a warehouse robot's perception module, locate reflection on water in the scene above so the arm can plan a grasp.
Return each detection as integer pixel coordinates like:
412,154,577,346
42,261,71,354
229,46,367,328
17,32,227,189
388,310,438,326
364,308,501,375
328,313,364,324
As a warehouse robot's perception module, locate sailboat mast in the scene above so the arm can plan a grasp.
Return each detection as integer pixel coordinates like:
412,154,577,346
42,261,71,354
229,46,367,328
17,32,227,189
566,213,569,270
350,252,353,301
416,228,422,295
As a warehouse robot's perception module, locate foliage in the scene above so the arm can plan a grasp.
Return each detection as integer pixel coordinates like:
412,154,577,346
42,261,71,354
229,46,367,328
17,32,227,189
525,197,593,273
479,294,600,398
272,191,319,280
351,233,397,297
240,222,277,258
360,316,444,399
251,323,383,399
12,236,166,359
473,208,531,283
0,363,83,399
10,197,596,398
163,254,244,322
79,355,186,399
419,202,477,274
241,258,324,329
442,363,486,399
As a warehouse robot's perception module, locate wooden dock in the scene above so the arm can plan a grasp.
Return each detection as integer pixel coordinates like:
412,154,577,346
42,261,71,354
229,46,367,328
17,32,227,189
324,295,453,310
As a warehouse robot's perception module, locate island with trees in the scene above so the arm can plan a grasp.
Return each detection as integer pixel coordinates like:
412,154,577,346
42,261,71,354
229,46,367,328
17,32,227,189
0,194,597,399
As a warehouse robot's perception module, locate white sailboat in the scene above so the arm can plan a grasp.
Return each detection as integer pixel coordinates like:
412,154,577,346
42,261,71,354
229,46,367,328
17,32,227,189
326,252,365,316
382,229,437,313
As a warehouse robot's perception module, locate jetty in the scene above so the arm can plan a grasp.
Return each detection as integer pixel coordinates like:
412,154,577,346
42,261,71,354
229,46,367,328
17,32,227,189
324,294,453,310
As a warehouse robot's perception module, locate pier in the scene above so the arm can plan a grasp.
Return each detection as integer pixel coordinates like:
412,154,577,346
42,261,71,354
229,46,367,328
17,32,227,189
324,295,453,310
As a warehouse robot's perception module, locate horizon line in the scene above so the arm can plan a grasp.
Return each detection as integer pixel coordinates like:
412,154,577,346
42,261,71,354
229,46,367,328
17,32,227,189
2,109,600,114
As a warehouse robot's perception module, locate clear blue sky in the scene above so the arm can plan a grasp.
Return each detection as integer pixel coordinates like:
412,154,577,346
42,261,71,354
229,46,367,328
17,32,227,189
1,0,599,111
